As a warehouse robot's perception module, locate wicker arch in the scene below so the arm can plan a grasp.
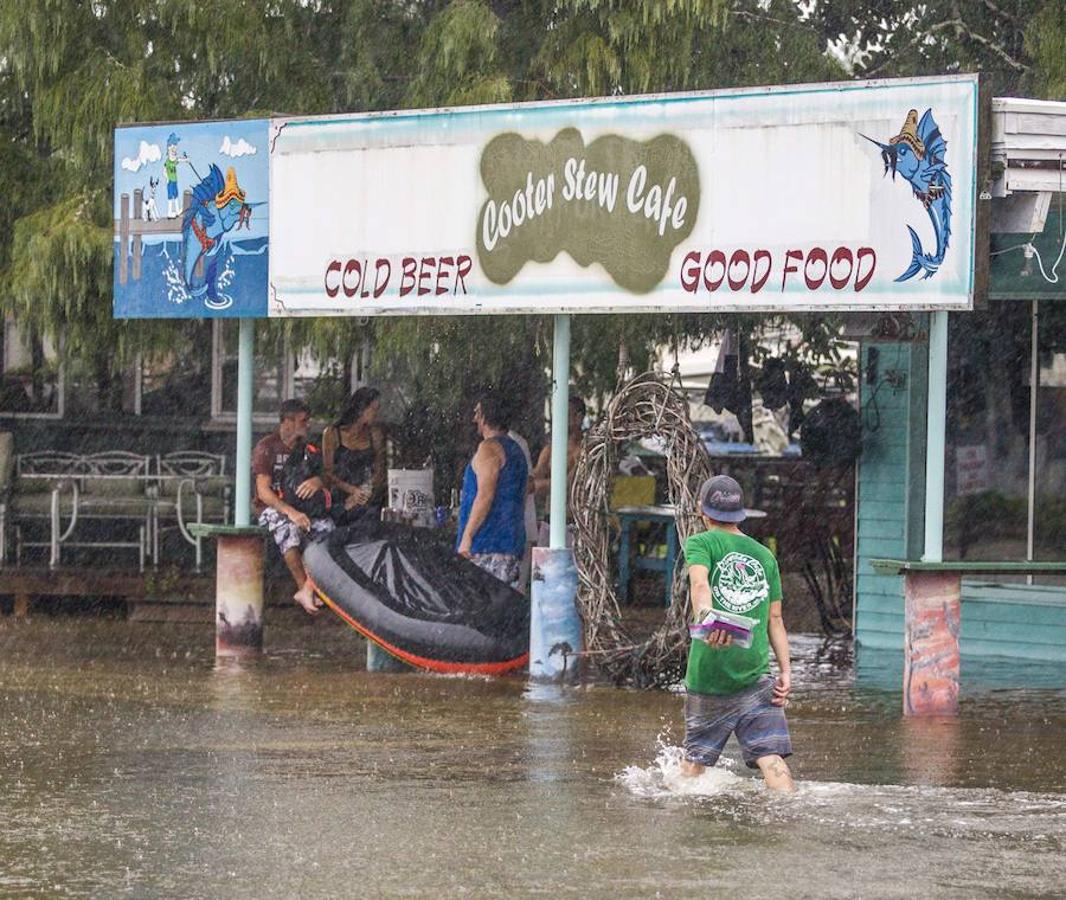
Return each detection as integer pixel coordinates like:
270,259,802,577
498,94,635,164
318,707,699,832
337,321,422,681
570,373,713,687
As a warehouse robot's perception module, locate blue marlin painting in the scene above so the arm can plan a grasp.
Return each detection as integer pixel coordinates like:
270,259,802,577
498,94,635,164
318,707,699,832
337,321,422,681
181,164,259,309
863,108,951,282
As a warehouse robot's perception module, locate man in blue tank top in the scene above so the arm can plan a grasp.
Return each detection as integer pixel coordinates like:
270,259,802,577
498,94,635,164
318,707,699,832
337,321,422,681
456,393,528,589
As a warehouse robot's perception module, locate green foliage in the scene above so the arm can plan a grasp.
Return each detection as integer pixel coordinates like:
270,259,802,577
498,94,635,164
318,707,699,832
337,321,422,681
406,0,512,107
534,0,841,99
3,0,1063,426
809,0,1066,99
537,0,730,96
5,192,111,334
1027,2,1066,100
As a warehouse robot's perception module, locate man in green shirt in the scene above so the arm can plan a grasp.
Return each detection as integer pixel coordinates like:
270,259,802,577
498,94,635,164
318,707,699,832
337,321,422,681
680,475,794,791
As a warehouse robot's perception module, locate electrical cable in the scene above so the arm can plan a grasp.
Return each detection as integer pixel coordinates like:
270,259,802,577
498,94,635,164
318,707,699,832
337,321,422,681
988,154,1066,284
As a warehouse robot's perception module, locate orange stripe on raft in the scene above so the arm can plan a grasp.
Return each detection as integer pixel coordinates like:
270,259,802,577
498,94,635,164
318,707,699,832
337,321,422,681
307,577,529,676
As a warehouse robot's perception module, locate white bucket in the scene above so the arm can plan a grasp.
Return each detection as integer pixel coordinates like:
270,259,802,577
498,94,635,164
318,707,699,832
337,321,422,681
387,468,435,528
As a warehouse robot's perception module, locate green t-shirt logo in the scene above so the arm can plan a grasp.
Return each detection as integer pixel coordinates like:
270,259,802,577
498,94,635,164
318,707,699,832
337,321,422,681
712,551,770,613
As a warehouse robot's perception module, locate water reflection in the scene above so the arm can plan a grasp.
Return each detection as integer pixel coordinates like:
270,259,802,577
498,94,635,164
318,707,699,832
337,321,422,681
899,716,962,786
0,621,1063,896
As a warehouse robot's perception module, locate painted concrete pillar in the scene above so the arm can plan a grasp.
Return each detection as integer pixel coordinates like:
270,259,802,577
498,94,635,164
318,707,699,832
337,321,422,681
530,314,584,681
903,570,960,716
530,547,582,681
209,527,267,657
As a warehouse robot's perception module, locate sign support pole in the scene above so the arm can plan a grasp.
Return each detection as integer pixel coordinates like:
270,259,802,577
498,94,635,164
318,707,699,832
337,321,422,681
235,319,254,527
201,317,266,659
549,314,571,549
923,310,948,562
530,314,583,681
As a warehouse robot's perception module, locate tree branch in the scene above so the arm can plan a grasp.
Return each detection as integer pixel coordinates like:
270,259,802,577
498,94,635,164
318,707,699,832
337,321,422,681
982,0,1020,25
861,15,1030,77
731,8,825,41
956,15,1030,71
861,20,963,78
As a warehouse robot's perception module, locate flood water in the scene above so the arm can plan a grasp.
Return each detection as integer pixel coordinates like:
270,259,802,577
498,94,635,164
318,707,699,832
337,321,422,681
1,617,1064,898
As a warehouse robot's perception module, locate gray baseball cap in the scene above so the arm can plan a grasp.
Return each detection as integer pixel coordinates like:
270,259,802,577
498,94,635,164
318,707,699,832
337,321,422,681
699,475,746,523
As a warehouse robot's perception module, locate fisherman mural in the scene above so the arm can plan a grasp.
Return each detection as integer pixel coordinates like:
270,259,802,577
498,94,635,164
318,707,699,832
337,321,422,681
113,120,269,318
182,164,261,310
163,133,189,219
862,108,952,282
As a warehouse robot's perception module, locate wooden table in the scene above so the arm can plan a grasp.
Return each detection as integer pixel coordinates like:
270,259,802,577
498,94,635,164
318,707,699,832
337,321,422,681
616,505,679,607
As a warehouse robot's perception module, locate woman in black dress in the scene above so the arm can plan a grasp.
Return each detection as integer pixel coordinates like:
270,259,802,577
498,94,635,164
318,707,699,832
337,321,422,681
322,387,387,524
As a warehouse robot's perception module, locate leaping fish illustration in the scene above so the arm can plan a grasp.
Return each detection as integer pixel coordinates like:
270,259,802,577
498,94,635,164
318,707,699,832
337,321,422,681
862,108,952,282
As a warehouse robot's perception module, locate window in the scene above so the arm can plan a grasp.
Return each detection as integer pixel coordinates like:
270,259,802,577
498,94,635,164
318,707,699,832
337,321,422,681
1032,302,1066,565
945,304,1030,562
212,320,287,421
945,301,1066,577
209,321,350,422
139,322,212,418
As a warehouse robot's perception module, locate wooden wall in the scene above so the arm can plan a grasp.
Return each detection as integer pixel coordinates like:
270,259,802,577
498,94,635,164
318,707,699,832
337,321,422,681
854,338,927,648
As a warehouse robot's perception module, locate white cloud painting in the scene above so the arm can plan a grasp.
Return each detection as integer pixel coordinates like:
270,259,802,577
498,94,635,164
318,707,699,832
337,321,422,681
219,136,257,158
121,140,162,173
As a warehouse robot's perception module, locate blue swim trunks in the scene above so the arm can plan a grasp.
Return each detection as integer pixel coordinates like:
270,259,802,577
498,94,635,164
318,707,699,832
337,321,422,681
683,675,792,769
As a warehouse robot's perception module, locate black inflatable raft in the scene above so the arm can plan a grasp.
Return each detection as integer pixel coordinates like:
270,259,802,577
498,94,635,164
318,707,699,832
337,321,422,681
304,522,529,675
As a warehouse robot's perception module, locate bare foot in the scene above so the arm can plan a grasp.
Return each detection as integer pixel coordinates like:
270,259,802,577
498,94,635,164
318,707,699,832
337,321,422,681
294,583,323,615
679,758,705,778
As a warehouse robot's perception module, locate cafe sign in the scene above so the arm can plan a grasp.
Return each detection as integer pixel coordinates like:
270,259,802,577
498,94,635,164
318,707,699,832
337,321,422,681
113,74,981,318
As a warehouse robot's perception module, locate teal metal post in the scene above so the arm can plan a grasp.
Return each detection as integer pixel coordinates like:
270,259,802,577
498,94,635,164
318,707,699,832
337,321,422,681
549,314,571,548
530,314,583,681
923,310,948,564
234,319,254,526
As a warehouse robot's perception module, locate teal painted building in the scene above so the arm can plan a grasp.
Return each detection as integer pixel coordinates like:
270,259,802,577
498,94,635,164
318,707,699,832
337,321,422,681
855,210,1066,663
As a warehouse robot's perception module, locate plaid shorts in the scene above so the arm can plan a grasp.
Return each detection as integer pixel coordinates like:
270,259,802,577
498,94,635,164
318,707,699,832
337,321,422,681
258,507,334,555
684,675,792,769
469,552,521,589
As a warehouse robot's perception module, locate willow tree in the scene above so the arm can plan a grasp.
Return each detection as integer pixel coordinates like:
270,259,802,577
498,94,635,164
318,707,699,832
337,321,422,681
4,0,1065,420
0,0,419,405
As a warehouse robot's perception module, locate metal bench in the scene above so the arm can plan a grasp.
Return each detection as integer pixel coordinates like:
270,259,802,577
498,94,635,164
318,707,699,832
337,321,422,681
152,452,231,571
8,451,153,570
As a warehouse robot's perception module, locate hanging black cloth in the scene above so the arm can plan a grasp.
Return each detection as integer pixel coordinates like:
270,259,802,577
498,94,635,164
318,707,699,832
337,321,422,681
704,329,738,414
786,360,819,436
757,357,789,411
705,352,738,414
703,328,754,443
800,398,862,468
